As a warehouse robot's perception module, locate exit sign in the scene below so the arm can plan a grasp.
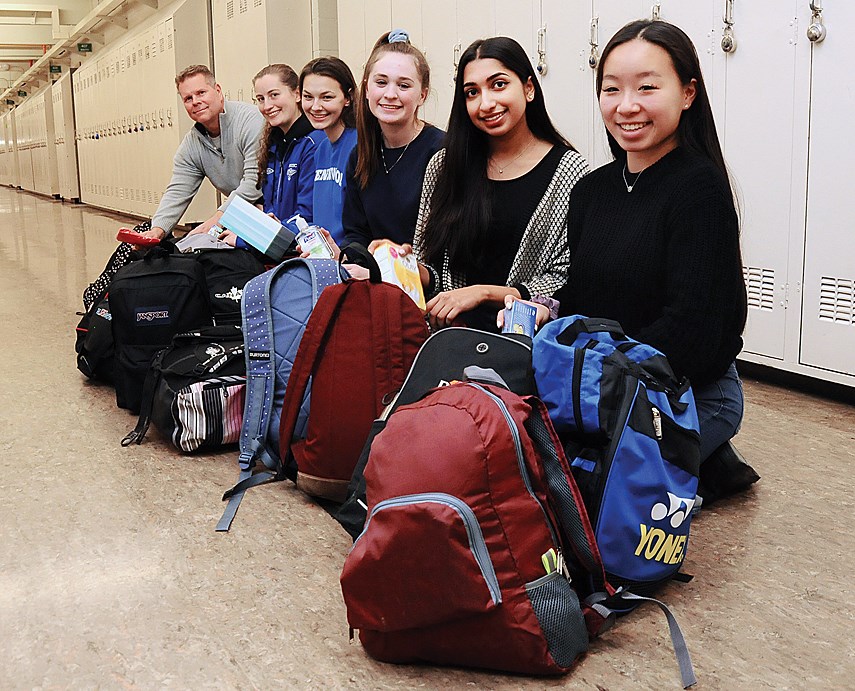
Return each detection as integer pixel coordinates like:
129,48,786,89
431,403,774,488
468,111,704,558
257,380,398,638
17,90,27,97
50,65,62,73
77,42,92,52
5,99,14,105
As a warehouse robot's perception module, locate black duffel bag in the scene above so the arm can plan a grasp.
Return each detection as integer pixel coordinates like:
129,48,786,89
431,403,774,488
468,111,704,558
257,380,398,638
122,325,246,453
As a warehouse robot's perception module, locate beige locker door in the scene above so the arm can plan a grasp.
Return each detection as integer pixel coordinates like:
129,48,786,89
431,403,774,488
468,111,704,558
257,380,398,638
585,1,649,168
337,0,393,82
42,89,60,196
539,0,599,161
722,1,808,361
799,3,855,376
400,0,457,128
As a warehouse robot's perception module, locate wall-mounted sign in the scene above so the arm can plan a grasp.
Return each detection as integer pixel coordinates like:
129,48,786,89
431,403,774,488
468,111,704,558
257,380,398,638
17,91,27,97
5,99,15,105
77,43,92,53
50,65,62,73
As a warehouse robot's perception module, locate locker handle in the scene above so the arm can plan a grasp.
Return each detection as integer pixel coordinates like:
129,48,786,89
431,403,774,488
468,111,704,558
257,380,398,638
807,1,826,42
721,0,737,53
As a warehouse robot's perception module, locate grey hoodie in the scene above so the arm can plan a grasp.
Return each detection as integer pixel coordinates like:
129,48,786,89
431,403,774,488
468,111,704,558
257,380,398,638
151,99,265,234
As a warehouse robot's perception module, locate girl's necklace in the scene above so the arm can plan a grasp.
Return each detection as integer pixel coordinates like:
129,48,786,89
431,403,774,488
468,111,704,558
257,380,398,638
622,163,644,193
490,139,535,175
381,124,422,174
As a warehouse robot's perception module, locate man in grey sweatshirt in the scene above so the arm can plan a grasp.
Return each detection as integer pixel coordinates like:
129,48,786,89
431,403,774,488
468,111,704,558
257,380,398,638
143,65,265,240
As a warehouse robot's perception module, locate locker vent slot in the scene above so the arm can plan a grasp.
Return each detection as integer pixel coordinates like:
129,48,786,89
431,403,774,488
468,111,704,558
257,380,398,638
167,33,173,50
227,0,234,19
743,266,775,311
240,0,248,13
819,276,855,325
254,0,262,6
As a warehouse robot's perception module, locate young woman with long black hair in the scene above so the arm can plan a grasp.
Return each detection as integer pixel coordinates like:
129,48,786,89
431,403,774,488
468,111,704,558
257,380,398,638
412,36,588,331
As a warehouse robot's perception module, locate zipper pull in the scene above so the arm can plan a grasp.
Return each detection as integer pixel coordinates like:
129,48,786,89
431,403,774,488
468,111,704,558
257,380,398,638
651,406,663,440
557,549,571,582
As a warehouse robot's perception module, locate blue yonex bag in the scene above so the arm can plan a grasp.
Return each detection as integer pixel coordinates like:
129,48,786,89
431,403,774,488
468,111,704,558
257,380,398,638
216,258,345,531
532,315,701,595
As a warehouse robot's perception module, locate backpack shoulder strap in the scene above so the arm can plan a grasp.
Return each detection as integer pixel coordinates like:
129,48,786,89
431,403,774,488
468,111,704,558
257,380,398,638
217,258,343,531
276,280,352,460
217,264,287,531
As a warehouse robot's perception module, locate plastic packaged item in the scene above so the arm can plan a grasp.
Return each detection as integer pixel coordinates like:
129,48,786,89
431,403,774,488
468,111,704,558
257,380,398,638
501,300,537,337
116,228,160,247
371,241,426,309
288,214,335,259
218,195,296,261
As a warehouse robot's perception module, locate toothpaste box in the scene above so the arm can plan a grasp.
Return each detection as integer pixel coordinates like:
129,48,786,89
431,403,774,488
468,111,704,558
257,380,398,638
371,242,426,309
502,300,537,337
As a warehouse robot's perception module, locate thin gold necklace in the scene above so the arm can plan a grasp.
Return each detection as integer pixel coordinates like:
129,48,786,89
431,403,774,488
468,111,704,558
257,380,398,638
381,123,422,174
490,139,535,175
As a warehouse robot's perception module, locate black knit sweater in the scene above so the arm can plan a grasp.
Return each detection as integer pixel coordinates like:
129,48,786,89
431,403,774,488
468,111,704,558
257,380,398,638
554,147,747,386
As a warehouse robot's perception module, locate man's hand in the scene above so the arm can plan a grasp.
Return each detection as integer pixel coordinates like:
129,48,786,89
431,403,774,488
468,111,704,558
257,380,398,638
187,210,225,237
132,226,165,249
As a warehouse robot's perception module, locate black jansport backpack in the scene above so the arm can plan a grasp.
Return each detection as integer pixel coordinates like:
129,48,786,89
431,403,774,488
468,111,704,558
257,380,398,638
109,242,213,413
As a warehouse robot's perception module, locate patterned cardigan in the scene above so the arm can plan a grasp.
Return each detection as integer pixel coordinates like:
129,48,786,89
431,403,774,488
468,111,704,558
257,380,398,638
413,147,589,299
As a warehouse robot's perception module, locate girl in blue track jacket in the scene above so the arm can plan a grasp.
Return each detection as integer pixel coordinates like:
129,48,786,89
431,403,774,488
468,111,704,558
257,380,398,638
254,63,321,223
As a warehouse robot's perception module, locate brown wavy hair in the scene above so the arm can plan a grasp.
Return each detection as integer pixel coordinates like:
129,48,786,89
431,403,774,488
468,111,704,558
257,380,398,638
253,64,300,188
354,32,430,189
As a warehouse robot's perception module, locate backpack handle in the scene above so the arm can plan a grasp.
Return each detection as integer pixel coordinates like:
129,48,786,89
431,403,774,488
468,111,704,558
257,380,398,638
556,316,627,345
339,243,382,284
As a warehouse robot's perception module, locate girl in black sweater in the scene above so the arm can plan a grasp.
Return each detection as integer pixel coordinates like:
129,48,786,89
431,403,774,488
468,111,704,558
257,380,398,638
506,20,753,489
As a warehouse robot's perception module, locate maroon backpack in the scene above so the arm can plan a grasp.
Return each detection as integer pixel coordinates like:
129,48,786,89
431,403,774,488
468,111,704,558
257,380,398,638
339,379,609,675
278,246,429,502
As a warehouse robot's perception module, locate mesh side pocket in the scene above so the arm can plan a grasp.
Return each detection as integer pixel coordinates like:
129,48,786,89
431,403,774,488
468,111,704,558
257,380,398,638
525,572,588,669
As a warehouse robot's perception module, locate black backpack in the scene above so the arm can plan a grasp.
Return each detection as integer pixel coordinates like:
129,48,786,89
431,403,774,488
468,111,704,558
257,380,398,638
109,243,213,413
189,248,266,325
122,325,246,452
75,288,117,382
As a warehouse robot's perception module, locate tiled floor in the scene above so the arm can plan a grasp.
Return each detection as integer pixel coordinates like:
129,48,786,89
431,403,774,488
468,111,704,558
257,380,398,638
1,187,853,689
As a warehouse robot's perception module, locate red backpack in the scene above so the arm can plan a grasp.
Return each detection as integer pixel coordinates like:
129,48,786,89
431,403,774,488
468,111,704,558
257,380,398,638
339,378,608,675
277,246,429,502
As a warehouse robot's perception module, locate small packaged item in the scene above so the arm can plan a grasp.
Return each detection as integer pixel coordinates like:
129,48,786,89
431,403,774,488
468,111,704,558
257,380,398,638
501,300,537,337
218,195,296,261
287,214,335,259
116,228,160,247
371,241,426,309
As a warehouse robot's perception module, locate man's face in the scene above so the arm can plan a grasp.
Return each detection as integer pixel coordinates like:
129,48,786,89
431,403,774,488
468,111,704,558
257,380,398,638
178,74,224,130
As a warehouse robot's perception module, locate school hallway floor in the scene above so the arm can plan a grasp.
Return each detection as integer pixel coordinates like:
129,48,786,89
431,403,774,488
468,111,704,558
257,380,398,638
1,185,853,690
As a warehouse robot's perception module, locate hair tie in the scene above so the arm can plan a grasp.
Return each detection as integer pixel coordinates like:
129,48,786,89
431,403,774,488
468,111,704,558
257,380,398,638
388,29,410,44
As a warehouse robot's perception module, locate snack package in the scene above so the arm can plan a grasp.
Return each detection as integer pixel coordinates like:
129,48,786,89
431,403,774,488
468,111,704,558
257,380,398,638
371,242,426,310
501,300,537,337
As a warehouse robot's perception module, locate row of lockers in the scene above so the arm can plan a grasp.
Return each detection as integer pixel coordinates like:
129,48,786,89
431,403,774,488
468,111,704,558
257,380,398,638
0,0,853,386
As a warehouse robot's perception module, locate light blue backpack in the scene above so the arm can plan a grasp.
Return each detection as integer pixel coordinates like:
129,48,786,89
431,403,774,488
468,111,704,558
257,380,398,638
217,258,345,531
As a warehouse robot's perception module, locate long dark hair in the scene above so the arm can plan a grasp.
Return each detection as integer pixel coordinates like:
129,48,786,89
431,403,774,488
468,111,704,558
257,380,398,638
597,20,728,182
298,56,357,129
253,64,300,187
354,31,431,189
421,36,572,273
